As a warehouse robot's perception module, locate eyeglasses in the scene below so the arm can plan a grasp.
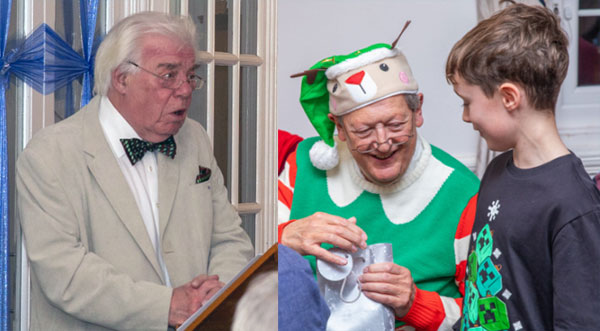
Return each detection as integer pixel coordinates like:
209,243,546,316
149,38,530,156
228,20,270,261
350,134,414,154
127,61,205,90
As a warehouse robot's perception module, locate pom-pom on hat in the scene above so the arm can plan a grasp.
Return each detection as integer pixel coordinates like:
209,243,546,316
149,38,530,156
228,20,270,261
291,21,418,170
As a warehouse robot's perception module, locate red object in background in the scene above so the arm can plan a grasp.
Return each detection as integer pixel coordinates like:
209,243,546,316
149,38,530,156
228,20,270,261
578,37,600,86
278,130,303,175
595,173,600,191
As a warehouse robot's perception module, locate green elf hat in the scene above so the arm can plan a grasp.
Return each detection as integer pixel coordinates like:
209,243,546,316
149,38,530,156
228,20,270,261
291,22,418,170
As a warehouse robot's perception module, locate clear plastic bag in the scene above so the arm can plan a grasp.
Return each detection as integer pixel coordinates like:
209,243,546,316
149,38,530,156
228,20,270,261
317,243,395,331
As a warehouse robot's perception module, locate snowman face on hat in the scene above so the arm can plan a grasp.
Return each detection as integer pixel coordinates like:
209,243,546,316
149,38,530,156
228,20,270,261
327,50,418,116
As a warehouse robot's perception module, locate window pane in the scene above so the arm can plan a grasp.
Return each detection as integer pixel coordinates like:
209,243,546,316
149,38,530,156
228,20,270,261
580,0,600,10
54,82,82,122
240,0,257,55
578,16,600,86
53,0,106,120
55,0,82,50
240,213,256,247
187,65,208,128
54,0,83,122
214,66,232,193
189,0,208,51
239,66,257,203
96,1,107,42
215,0,232,53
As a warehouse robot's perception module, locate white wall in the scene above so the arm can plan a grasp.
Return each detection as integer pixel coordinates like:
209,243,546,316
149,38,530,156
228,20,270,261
277,0,480,168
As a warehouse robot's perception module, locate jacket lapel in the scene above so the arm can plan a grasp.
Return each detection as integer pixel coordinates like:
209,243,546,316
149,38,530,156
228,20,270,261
82,98,165,283
157,141,180,240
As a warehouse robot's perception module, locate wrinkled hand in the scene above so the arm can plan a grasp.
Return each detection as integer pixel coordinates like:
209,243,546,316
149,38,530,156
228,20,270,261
281,212,368,265
168,274,225,327
359,262,416,318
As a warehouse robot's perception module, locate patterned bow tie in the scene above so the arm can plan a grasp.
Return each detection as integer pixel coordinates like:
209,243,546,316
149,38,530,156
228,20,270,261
120,136,176,165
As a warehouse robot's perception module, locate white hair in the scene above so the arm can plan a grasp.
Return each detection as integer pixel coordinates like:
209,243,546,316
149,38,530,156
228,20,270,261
93,11,198,96
231,271,278,331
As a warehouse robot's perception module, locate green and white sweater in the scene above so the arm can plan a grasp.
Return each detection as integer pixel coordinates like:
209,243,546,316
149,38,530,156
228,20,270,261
279,135,479,330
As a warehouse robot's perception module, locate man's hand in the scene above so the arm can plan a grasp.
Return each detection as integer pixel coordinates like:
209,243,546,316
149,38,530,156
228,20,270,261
358,262,416,318
281,212,367,265
168,274,225,327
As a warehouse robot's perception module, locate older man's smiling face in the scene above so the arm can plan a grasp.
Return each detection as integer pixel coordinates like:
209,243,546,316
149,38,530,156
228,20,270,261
333,94,424,185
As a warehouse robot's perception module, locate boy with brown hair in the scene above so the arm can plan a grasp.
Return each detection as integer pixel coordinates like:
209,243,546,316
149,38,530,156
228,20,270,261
446,3,600,330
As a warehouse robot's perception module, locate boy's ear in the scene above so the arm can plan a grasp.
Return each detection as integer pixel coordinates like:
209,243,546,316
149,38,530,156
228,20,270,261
498,82,521,111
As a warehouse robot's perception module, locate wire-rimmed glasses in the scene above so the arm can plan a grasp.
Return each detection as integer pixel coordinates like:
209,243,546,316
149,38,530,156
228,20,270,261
350,134,414,154
127,61,205,90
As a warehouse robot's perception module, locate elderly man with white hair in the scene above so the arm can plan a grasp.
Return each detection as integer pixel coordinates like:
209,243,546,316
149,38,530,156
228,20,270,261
17,12,253,330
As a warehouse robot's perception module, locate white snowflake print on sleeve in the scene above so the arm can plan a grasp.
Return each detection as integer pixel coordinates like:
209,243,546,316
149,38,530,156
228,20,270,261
487,200,500,221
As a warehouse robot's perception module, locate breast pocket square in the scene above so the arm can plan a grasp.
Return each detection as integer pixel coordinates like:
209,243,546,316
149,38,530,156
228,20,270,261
196,166,212,184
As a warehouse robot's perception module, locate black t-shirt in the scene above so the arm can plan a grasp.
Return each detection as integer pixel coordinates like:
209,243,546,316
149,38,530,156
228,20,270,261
460,151,600,331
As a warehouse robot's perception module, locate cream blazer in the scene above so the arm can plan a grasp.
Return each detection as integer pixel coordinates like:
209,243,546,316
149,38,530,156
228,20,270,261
16,96,254,330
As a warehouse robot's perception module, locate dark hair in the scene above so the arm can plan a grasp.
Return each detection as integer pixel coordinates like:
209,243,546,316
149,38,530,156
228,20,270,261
446,4,569,111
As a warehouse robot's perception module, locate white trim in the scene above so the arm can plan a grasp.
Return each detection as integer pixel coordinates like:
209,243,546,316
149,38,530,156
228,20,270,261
18,1,58,329
150,0,169,12
559,125,600,136
18,2,33,329
206,0,216,145
439,296,462,331
254,0,278,253
178,1,188,15
557,0,600,108
559,125,600,176
239,54,263,66
579,152,600,176
214,52,239,66
230,0,241,206
17,240,29,331
578,9,600,16
196,51,214,64
236,202,262,214
325,47,396,79
196,52,263,66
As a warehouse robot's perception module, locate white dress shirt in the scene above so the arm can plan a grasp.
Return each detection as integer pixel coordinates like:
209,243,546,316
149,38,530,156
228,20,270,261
98,96,172,287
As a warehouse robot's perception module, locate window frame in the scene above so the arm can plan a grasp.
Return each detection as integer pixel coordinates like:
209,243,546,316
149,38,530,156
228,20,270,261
171,0,277,254
558,0,600,107
554,0,600,176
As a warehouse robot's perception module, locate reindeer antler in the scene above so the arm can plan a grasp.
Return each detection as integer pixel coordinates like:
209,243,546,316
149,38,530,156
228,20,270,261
391,20,412,49
290,68,328,85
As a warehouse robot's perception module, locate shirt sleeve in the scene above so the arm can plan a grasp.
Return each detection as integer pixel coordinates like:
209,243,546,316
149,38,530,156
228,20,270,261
400,194,478,331
552,208,600,330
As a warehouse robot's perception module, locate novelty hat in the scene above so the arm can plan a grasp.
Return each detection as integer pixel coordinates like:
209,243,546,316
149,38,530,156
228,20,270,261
292,22,418,170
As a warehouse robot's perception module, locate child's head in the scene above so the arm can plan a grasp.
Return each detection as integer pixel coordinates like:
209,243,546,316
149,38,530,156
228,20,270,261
446,3,569,112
